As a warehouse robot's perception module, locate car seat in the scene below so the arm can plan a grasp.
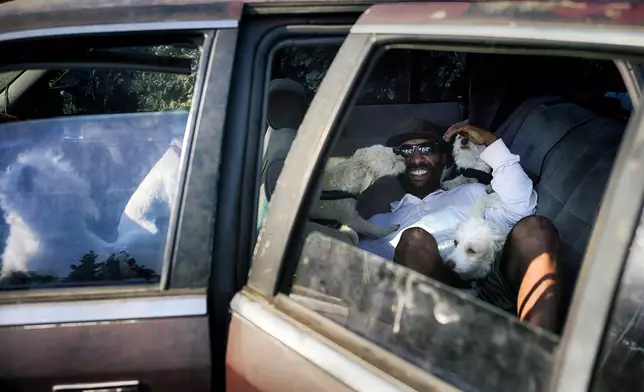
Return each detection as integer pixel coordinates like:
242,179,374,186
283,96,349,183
258,78,356,245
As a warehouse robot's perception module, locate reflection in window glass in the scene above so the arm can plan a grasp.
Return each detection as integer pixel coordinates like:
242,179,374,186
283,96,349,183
0,44,199,289
592,213,644,390
291,232,558,392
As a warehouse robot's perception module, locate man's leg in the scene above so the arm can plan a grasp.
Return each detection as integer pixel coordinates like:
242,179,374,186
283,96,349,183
394,227,464,286
500,215,561,333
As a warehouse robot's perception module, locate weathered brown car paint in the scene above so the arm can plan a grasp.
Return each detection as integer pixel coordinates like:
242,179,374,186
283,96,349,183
0,316,211,392
355,2,644,26
226,311,354,392
0,0,242,36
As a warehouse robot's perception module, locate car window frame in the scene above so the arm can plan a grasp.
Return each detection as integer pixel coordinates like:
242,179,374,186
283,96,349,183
247,9,644,392
230,21,355,293
0,19,238,316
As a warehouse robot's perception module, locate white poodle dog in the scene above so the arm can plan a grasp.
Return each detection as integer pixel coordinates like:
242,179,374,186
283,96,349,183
438,134,509,289
310,144,406,243
0,148,164,279
444,194,507,284
441,133,493,192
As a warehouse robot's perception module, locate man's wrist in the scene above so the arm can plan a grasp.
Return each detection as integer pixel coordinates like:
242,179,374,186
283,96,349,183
484,133,498,146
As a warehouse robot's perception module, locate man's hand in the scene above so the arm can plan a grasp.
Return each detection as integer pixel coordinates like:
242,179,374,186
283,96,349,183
444,119,498,146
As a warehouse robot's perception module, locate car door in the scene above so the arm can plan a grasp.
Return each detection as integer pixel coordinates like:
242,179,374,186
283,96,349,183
228,2,644,391
0,1,240,391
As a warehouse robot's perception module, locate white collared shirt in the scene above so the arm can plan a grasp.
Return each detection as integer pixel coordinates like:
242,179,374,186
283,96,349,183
359,139,537,261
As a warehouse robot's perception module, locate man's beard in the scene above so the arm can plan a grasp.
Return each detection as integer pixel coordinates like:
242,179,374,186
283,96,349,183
400,163,441,198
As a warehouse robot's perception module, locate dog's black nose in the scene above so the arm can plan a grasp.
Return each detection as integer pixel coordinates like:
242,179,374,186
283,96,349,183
460,137,469,146
446,260,456,270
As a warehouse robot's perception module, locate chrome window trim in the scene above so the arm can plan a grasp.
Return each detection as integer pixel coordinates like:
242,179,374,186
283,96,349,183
615,59,643,108
0,20,237,44
0,294,206,327
230,292,419,392
250,22,644,392
351,23,644,51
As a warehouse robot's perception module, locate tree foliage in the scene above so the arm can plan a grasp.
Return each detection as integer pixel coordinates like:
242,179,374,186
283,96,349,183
1,251,159,287
48,45,199,116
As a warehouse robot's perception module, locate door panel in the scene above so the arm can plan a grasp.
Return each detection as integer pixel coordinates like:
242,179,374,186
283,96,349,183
227,292,417,392
0,315,210,392
227,312,353,392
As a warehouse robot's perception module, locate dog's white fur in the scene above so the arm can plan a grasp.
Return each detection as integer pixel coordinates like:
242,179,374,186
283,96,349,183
444,194,507,283
310,144,406,243
0,148,165,279
441,135,508,285
441,134,492,191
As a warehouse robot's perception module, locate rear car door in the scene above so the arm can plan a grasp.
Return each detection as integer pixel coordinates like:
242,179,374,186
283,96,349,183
229,2,644,391
0,1,240,391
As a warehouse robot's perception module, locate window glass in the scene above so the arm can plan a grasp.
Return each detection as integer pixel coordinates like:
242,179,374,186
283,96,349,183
270,45,467,106
280,44,630,390
0,70,22,91
292,232,559,391
592,212,644,390
0,42,200,289
258,45,468,232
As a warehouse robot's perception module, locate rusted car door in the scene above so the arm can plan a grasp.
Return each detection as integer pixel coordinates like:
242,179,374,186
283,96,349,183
228,2,644,392
0,1,240,391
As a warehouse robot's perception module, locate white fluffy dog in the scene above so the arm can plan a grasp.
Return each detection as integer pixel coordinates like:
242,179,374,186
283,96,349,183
441,133,492,192
444,194,507,284
310,144,406,243
435,133,510,288
0,148,164,279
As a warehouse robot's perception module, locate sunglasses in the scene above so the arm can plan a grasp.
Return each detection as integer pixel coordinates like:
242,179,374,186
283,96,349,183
393,141,441,158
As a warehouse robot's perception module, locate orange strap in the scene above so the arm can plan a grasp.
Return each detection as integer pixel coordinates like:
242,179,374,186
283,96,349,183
517,253,557,321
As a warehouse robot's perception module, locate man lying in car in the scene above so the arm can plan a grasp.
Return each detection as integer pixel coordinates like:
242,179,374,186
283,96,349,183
359,118,561,333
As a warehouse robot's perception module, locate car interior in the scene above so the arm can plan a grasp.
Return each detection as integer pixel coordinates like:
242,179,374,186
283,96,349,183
259,45,631,335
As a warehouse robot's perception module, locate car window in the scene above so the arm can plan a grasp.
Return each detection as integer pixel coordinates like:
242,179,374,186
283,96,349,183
0,70,21,91
265,42,632,391
257,45,467,233
271,45,467,106
293,231,559,391
592,210,644,390
0,41,200,289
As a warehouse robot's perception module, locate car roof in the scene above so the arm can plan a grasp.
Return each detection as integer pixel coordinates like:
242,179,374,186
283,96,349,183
356,2,644,27
1,0,644,39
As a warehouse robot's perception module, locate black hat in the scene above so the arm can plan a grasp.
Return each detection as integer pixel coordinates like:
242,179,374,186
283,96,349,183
386,118,446,147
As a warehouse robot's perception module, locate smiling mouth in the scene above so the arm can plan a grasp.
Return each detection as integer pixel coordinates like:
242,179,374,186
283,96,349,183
410,168,428,176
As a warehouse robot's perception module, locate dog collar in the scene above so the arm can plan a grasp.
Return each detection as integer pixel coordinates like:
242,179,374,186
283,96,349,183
458,168,493,185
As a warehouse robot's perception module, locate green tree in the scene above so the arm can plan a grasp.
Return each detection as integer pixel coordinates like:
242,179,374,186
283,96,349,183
65,251,103,282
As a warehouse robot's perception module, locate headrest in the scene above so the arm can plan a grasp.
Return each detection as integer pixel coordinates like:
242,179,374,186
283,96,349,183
267,78,308,131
